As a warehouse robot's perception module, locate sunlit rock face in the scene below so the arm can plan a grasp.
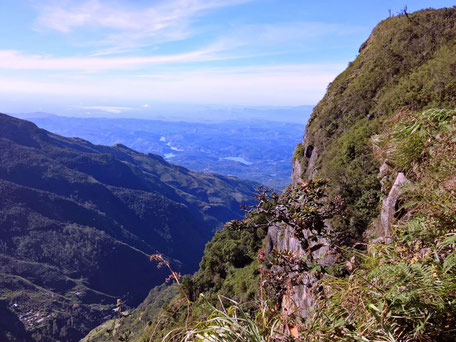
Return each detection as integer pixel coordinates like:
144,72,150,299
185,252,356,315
291,131,319,186
380,172,410,240
266,220,334,317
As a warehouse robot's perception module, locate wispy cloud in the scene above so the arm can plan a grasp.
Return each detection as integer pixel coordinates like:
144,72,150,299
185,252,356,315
36,0,251,33
73,105,133,113
3,0,361,107
34,0,253,54
31,0,361,60
228,21,361,45
206,21,363,59
0,47,229,72
0,63,344,105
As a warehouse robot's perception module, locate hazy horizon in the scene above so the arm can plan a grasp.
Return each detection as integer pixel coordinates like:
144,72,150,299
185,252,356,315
8,103,314,124
1,0,454,120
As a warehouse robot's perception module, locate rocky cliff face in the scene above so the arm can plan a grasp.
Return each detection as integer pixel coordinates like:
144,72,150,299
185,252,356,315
267,221,333,317
269,6,456,317
81,8,456,341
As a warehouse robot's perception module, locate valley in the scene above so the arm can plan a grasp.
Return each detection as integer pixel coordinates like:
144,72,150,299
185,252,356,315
0,113,258,341
13,115,308,190
2,2,456,342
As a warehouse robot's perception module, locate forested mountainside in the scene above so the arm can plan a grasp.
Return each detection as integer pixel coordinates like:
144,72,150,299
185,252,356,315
84,7,456,342
292,5,456,243
0,113,257,342
17,116,307,190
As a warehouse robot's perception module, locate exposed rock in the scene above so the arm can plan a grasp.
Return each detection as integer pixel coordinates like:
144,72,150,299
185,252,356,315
303,145,319,180
380,172,410,240
291,132,319,185
267,222,304,256
379,161,393,177
266,220,333,317
282,283,313,317
291,158,304,187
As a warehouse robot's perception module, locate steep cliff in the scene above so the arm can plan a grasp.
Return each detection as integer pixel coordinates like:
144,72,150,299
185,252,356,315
292,8,456,239
267,7,456,338
84,7,456,342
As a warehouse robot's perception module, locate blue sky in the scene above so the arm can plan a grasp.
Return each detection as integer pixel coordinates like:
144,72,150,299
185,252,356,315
0,0,454,115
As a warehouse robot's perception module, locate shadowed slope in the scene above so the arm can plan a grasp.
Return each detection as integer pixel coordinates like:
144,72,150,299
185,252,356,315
0,113,257,341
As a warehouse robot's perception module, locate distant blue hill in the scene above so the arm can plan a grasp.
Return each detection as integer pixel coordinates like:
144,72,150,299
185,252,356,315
13,112,310,189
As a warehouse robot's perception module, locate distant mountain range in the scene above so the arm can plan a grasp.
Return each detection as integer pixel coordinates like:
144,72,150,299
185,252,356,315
0,113,257,341
11,114,309,189
9,104,313,123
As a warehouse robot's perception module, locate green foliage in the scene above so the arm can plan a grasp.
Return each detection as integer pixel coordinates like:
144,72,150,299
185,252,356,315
322,118,381,242
308,8,456,143
299,8,456,243
143,180,344,342
219,261,261,305
162,295,283,342
388,108,456,171
259,180,346,308
303,219,456,341
120,189,272,342
293,143,306,161
300,108,456,341
191,208,268,300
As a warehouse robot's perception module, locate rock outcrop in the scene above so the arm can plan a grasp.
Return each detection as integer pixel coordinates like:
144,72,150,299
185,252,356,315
267,221,334,317
380,172,410,240
291,132,318,185
273,7,456,319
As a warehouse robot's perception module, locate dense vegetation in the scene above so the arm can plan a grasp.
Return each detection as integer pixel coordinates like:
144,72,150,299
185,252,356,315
0,113,257,341
297,108,456,341
82,7,456,342
294,6,456,243
287,8,456,339
84,188,270,341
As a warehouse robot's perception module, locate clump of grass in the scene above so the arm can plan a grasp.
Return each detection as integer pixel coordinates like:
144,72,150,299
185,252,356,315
301,220,456,341
388,108,456,171
162,295,282,342
293,143,306,161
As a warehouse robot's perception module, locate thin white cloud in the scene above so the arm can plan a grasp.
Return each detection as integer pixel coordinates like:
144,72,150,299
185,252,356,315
32,0,361,59
36,0,251,33
34,0,253,54
207,21,363,56
136,63,344,78
0,48,227,71
73,105,133,113
0,63,344,105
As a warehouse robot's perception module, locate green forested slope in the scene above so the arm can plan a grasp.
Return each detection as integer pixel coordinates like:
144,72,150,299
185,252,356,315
0,113,257,341
84,7,456,342
294,7,456,242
